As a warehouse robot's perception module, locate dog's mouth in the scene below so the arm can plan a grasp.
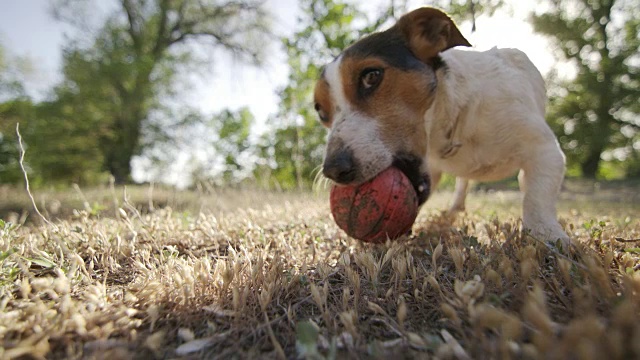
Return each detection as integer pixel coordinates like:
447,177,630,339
323,150,430,205
392,154,430,205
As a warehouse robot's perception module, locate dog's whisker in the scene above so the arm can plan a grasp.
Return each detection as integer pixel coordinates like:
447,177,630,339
312,165,333,192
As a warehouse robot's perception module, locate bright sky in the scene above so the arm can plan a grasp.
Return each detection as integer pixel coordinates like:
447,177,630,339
0,0,560,186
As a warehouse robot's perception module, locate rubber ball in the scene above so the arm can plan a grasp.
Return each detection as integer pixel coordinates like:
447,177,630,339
330,167,419,243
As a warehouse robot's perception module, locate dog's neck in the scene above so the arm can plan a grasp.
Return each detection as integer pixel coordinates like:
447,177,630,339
432,55,470,120
423,51,472,160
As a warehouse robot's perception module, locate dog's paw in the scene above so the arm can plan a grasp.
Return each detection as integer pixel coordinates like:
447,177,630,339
528,227,574,253
447,204,466,216
550,234,575,254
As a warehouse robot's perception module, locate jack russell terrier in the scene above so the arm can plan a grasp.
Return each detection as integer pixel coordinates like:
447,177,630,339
314,7,570,247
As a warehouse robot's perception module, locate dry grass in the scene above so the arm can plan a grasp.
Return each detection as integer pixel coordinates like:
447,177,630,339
1,186,639,359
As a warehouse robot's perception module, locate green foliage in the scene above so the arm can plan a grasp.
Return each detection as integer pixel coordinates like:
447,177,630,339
0,100,30,184
296,320,321,358
0,220,19,286
31,95,109,185
531,0,640,178
212,108,255,183
583,219,608,239
185,107,260,187
0,43,34,184
0,92,108,186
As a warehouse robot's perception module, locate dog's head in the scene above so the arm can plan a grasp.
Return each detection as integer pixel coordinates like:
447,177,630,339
314,7,470,203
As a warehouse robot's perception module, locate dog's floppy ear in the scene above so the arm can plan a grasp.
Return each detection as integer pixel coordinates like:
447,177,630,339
396,7,471,64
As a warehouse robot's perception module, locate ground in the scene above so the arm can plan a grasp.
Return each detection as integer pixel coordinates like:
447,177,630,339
0,182,639,359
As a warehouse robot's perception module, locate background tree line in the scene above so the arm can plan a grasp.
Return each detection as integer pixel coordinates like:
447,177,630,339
0,0,638,189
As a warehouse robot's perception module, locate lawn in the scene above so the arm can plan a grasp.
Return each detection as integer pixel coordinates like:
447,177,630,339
0,183,639,359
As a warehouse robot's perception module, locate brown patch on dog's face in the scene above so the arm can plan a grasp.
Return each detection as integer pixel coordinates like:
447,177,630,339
313,75,334,127
338,55,435,161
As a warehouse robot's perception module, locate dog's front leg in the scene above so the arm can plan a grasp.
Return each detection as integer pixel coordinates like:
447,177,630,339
518,144,571,248
448,177,469,214
429,170,442,193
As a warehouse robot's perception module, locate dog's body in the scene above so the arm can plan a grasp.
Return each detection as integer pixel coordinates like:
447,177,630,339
315,8,570,246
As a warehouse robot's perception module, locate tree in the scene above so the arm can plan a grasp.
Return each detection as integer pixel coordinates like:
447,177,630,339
211,107,255,184
52,0,271,183
531,0,640,178
0,39,113,185
170,107,256,188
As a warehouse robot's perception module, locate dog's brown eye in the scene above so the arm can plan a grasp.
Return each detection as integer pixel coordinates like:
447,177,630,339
361,68,383,90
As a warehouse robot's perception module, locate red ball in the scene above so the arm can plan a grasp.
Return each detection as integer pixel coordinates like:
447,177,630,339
330,167,419,243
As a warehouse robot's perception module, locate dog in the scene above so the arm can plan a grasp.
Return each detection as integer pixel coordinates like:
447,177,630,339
314,7,570,247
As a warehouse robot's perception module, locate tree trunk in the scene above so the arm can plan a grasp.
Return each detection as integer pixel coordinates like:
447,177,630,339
580,149,602,179
102,64,149,183
104,126,136,184
581,106,613,179
104,103,144,184
579,1,615,180
106,153,133,184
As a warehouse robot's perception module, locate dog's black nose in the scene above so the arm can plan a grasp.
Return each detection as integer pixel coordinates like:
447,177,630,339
323,150,356,183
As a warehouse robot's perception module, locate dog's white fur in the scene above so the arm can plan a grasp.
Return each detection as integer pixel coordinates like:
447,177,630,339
319,10,570,246
427,48,569,244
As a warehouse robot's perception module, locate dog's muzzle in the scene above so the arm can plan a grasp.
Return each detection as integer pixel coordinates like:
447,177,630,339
324,150,430,205
323,148,357,184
